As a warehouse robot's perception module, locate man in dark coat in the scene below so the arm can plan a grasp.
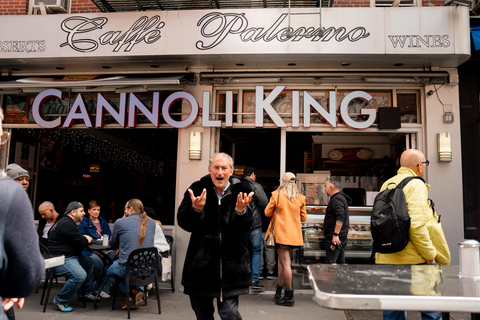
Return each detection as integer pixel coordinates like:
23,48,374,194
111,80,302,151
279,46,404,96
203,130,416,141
312,176,352,264
178,152,254,320
47,202,98,312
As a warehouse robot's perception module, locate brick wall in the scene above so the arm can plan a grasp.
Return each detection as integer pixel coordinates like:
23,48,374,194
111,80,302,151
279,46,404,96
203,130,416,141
333,0,371,7
0,0,455,15
71,0,101,13
0,0,101,15
0,0,28,15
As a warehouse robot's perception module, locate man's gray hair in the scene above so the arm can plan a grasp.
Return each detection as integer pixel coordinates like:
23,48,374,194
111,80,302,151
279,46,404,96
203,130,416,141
209,152,234,170
326,176,341,190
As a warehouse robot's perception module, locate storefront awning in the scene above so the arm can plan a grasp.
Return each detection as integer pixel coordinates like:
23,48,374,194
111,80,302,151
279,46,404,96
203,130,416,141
0,74,192,93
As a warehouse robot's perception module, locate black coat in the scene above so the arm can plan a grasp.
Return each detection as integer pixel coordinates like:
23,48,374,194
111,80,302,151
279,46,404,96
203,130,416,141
324,191,352,241
178,174,254,298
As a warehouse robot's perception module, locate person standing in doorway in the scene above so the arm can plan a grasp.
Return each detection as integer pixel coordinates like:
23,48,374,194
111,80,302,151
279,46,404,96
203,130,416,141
178,152,254,320
311,177,351,264
265,172,307,307
243,167,268,290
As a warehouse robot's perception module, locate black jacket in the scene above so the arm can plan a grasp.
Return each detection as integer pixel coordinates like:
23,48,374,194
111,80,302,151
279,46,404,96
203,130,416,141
178,174,254,298
247,179,268,230
324,191,352,240
47,215,89,257
37,213,63,246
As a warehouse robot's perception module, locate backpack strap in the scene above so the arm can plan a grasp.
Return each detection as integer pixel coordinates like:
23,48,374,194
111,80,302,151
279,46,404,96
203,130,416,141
396,176,425,189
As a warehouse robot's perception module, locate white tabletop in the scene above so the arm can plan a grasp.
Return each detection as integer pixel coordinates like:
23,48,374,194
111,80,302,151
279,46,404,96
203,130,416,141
43,254,65,269
308,264,480,313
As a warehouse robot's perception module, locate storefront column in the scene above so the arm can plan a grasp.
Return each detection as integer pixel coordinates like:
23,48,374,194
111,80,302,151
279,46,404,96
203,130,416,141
174,83,213,292
424,80,464,264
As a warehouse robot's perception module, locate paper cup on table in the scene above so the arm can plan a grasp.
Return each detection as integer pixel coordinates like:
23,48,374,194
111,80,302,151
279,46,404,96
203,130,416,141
103,234,109,246
459,239,480,280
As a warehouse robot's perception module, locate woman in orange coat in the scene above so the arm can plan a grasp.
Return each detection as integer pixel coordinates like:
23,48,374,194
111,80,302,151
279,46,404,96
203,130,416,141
264,172,307,307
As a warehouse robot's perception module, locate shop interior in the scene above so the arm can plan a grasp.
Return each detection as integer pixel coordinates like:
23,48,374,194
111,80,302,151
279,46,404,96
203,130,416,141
220,128,410,288
8,128,178,225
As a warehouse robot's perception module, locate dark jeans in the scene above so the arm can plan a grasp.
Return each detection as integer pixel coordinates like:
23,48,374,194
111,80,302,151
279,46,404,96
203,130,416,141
189,295,242,320
325,238,347,264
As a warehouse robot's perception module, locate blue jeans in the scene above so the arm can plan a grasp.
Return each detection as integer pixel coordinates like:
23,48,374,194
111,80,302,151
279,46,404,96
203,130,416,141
383,311,442,320
106,260,142,294
54,255,95,305
245,226,262,282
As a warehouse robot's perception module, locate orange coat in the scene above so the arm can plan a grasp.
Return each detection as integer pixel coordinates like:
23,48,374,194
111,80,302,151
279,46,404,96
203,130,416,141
264,190,307,247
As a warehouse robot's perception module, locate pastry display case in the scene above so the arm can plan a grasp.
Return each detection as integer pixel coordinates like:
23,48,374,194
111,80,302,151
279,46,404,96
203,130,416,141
301,206,373,263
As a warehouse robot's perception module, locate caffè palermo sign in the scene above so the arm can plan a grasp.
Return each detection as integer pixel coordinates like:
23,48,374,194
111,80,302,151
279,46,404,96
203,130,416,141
32,87,376,130
0,7,467,58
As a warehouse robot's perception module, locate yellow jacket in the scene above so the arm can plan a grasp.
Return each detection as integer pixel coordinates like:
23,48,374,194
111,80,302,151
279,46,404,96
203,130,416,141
265,190,307,246
375,167,451,265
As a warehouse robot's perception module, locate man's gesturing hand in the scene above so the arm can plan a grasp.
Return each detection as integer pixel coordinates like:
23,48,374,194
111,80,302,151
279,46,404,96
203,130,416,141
236,192,254,214
189,188,207,211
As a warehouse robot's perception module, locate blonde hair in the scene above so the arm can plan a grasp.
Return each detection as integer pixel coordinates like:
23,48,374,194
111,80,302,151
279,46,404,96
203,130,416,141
278,179,300,202
126,198,148,246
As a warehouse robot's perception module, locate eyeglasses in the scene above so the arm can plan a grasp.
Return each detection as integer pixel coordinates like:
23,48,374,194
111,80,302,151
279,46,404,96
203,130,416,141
124,206,130,210
417,160,430,167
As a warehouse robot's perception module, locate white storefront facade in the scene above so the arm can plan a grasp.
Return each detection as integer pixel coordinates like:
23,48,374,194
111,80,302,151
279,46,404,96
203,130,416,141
0,6,470,290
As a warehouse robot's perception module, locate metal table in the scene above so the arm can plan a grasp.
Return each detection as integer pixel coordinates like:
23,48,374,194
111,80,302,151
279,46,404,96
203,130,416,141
307,264,480,320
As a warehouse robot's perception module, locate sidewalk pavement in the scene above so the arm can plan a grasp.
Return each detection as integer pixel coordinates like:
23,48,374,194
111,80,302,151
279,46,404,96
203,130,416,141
15,278,472,320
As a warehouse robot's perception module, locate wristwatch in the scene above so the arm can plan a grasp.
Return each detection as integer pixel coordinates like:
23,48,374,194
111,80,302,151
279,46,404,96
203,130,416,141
333,233,339,236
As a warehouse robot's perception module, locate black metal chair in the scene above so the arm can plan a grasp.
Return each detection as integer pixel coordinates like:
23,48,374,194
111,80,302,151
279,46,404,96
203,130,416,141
106,247,161,319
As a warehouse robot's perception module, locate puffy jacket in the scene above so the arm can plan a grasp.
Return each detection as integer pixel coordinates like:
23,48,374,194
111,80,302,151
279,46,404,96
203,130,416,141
265,190,307,247
178,174,254,299
78,216,112,256
375,167,451,265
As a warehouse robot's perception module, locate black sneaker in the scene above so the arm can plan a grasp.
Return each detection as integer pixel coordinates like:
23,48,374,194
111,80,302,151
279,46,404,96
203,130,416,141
251,280,264,289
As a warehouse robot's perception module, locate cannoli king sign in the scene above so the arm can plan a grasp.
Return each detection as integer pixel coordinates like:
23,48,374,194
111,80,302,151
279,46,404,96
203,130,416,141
31,86,376,130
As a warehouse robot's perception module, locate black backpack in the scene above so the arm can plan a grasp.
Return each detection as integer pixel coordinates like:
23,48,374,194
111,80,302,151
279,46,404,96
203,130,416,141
371,176,425,254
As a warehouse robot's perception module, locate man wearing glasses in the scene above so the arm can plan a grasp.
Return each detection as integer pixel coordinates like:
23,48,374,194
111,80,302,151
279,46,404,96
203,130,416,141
375,149,450,320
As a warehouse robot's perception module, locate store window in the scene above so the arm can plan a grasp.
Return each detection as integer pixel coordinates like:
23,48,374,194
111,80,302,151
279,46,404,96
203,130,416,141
2,90,179,226
3,91,183,125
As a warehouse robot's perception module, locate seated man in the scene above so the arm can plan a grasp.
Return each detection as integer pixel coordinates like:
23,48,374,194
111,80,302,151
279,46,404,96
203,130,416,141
106,199,156,310
47,202,99,312
37,201,62,246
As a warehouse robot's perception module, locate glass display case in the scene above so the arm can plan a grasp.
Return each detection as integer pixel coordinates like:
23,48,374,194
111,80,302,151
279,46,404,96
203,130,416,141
294,173,374,264
301,206,373,263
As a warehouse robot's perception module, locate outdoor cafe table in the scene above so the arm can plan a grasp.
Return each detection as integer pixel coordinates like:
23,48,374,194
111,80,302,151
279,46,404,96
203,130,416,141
307,264,480,320
41,253,65,312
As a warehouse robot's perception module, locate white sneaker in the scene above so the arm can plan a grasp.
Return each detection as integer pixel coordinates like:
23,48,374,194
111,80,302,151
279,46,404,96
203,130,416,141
99,291,110,298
